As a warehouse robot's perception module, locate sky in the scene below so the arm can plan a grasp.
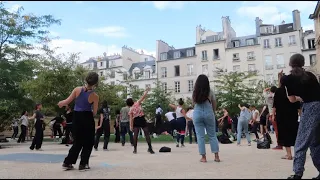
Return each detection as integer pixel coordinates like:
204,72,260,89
4,1,318,62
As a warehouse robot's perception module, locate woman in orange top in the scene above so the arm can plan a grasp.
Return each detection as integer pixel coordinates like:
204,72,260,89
128,87,155,154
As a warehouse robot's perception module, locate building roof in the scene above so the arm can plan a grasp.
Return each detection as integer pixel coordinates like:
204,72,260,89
309,1,320,19
227,35,258,48
278,23,294,34
81,55,121,64
162,47,196,60
128,60,156,75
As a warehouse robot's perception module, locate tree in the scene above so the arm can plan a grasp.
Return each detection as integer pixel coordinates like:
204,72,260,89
213,70,257,117
0,2,60,132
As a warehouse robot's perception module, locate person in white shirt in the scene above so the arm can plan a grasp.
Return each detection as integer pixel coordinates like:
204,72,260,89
165,109,176,137
186,107,197,144
17,110,29,143
155,105,163,135
249,105,260,142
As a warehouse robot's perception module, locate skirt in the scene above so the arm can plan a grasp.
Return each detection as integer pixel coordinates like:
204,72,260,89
133,116,147,128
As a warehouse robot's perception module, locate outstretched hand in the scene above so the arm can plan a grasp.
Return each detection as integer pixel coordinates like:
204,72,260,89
57,101,65,108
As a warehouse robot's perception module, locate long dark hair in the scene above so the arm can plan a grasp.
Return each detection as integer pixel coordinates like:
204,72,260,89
193,74,210,104
289,53,309,82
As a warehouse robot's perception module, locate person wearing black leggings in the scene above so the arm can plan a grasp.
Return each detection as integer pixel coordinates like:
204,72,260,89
63,105,73,146
127,87,154,154
94,101,111,151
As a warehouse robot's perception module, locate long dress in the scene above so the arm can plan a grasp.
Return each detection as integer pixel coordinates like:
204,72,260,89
273,87,300,147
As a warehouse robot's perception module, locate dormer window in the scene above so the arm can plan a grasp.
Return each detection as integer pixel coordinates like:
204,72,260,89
232,41,240,47
134,72,140,80
160,53,167,60
174,51,181,59
144,71,150,79
186,49,194,57
246,39,254,46
100,61,103,67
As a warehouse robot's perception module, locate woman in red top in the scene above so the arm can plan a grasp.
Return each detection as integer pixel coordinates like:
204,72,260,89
128,87,155,154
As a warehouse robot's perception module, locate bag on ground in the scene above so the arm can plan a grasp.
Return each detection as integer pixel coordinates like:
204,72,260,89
217,134,232,144
159,146,171,153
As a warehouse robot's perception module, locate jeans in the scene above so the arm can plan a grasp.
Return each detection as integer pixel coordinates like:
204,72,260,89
120,122,133,145
193,100,219,155
237,119,251,145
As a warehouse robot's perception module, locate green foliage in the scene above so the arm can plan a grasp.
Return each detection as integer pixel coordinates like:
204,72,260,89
213,71,257,117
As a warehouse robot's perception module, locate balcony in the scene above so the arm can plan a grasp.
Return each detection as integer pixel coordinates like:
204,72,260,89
265,65,273,70
213,56,220,61
277,64,285,69
247,56,255,61
233,57,240,62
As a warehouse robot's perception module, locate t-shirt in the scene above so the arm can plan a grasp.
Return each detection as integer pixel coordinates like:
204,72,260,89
252,109,260,122
12,119,18,127
186,110,194,120
20,115,28,126
165,112,175,122
156,107,163,115
283,72,320,103
129,102,144,119
34,110,44,129
263,91,274,115
120,107,130,123
98,107,110,125
239,108,251,122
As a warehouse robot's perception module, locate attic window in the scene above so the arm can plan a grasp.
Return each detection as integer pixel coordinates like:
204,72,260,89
174,51,181,59
202,40,206,43
232,41,240,47
160,53,167,60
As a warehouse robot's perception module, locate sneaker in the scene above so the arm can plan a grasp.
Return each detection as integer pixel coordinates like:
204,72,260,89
312,174,320,179
176,144,179,147
62,163,74,170
133,149,137,154
181,144,185,147
288,175,302,179
29,147,34,150
65,144,69,147
103,149,108,151
272,146,283,150
79,164,90,171
122,143,125,146
248,143,251,146
148,148,155,154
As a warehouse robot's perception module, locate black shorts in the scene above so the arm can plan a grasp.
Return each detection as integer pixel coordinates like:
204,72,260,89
260,117,267,126
133,116,147,128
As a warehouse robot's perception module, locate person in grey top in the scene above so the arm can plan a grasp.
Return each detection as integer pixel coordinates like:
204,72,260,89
120,106,133,146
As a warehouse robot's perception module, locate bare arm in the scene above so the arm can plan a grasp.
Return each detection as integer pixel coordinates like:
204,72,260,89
260,106,266,118
97,113,103,128
212,99,217,112
138,88,150,104
238,104,245,111
129,113,133,130
92,94,99,116
58,87,79,108
28,113,36,120
169,104,177,110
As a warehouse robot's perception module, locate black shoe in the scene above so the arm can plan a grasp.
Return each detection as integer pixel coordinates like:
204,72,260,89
148,148,155,154
79,164,90,171
133,149,137,154
29,147,34,150
62,163,74,170
122,143,125,146
176,144,179,147
312,174,320,179
65,144,69,147
288,175,302,179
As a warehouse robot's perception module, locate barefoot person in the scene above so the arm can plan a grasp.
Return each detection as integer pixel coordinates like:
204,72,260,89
58,72,99,171
29,103,45,151
192,74,220,163
282,54,320,179
128,87,154,154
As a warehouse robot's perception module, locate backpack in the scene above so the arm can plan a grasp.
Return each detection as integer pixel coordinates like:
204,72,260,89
257,133,272,149
159,146,171,153
217,134,232,144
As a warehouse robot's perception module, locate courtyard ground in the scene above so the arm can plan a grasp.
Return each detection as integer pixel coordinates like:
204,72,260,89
0,135,318,179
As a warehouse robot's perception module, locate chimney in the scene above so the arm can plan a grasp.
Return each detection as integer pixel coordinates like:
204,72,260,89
255,17,261,36
292,10,301,30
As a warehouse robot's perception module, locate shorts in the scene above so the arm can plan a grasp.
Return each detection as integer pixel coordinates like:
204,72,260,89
260,117,267,126
176,117,186,133
133,116,147,128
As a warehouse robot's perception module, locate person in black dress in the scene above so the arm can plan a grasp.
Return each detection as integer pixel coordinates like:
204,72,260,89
272,75,300,160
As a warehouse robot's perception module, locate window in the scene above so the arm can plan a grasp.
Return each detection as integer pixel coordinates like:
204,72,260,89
144,58,148,62
99,71,103,77
308,39,316,49
161,67,167,78
232,41,240,47
213,49,219,60
187,50,194,57
123,73,128,80
266,27,272,33
310,54,316,66
289,35,296,45
134,72,140,80
275,37,282,47
145,84,151,89
160,53,167,60
246,39,254,46
263,39,270,48
175,81,180,93
110,60,115,67
110,70,115,78
248,64,255,72
144,71,150,79
188,80,194,92
233,53,239,60
247,51,255,60
202,50,207,60
201,40,206,43
100,62,103,67
264,55,273,70
174,51,181,59
266,74,274,83
233,65,240,72
88,64,92,69
276,54,285,69
162,82,167,93
187,64,193,76
174,65,180,76
111,81,115,86
202,64,208,74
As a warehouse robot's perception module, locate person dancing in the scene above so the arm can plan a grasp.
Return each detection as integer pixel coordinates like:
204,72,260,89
63,105,73,146
282,54,320,179
114,109,121,143
17,110,28,143
120,104,133,146
186,107,197,144
169,98,187,148
30,103,45,151
94,100,111,151
58,72,99,171
165,109,176,138
236,104,252,146
127,87,154,154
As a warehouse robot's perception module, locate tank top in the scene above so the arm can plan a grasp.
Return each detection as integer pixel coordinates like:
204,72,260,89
176,106,184,118
74,87,94,112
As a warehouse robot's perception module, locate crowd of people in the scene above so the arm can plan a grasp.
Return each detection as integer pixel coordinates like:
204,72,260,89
9,53,320,179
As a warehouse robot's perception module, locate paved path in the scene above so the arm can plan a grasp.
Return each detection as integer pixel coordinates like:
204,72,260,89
0,135,318,179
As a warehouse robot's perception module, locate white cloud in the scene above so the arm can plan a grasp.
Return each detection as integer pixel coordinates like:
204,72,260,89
50,31,60,37
152,1,191,10
236,1,317,25
8,4,21,13
303,24,315,31
86,26,128,38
